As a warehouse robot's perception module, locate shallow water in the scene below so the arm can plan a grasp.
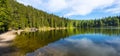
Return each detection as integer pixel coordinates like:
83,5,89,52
12,28,120,56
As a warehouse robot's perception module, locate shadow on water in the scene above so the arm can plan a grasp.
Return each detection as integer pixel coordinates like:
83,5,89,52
0,40,16,56
0,40,25,56
0,46,14,56
11,28,120,56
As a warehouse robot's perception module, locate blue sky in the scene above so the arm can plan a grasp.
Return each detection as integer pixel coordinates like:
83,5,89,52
16,0,120,20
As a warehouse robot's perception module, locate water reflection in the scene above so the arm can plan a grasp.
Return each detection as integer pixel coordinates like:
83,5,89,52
27,34,120,56
13,28,120,55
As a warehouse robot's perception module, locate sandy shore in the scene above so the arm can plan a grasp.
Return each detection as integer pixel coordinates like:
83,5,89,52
0,30,17,47
0,30,24,56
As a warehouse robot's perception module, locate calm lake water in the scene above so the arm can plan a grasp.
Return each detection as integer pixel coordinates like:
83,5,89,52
12,28,120,56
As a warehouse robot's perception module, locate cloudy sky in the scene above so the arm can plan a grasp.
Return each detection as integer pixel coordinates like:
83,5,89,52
16,0,120,20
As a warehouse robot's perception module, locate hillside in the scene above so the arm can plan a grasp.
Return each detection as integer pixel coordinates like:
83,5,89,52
0,0,120,31
0,0,70,31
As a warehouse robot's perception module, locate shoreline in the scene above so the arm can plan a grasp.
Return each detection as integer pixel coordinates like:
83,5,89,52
0,30,24,47
0,27,70,47
0,30,19,55
0,30,26,56
24,27,75,32
0,27,73,47
0,30,17,47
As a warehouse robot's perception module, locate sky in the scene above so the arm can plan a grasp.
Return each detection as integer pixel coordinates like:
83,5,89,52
16,0,120,20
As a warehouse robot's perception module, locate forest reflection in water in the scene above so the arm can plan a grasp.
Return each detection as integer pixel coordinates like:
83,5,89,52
12,28,120,56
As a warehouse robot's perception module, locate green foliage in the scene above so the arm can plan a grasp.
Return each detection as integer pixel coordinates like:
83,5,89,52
0,0,11,31
0,0,120,31
0,0,70,31
73,16,120,28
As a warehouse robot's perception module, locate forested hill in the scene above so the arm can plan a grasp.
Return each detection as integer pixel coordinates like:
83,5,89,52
0,0,120,31
0,0,71,31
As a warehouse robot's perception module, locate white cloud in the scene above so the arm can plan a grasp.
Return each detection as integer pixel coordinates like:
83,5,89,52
16,0,43,8
106,8,120,14
16,0,30,5
105,0,120,14
46,0,67,12
65,0,115,16
17,0,120,17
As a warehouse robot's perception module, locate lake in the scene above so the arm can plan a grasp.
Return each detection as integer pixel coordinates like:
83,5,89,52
10,28,120,56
